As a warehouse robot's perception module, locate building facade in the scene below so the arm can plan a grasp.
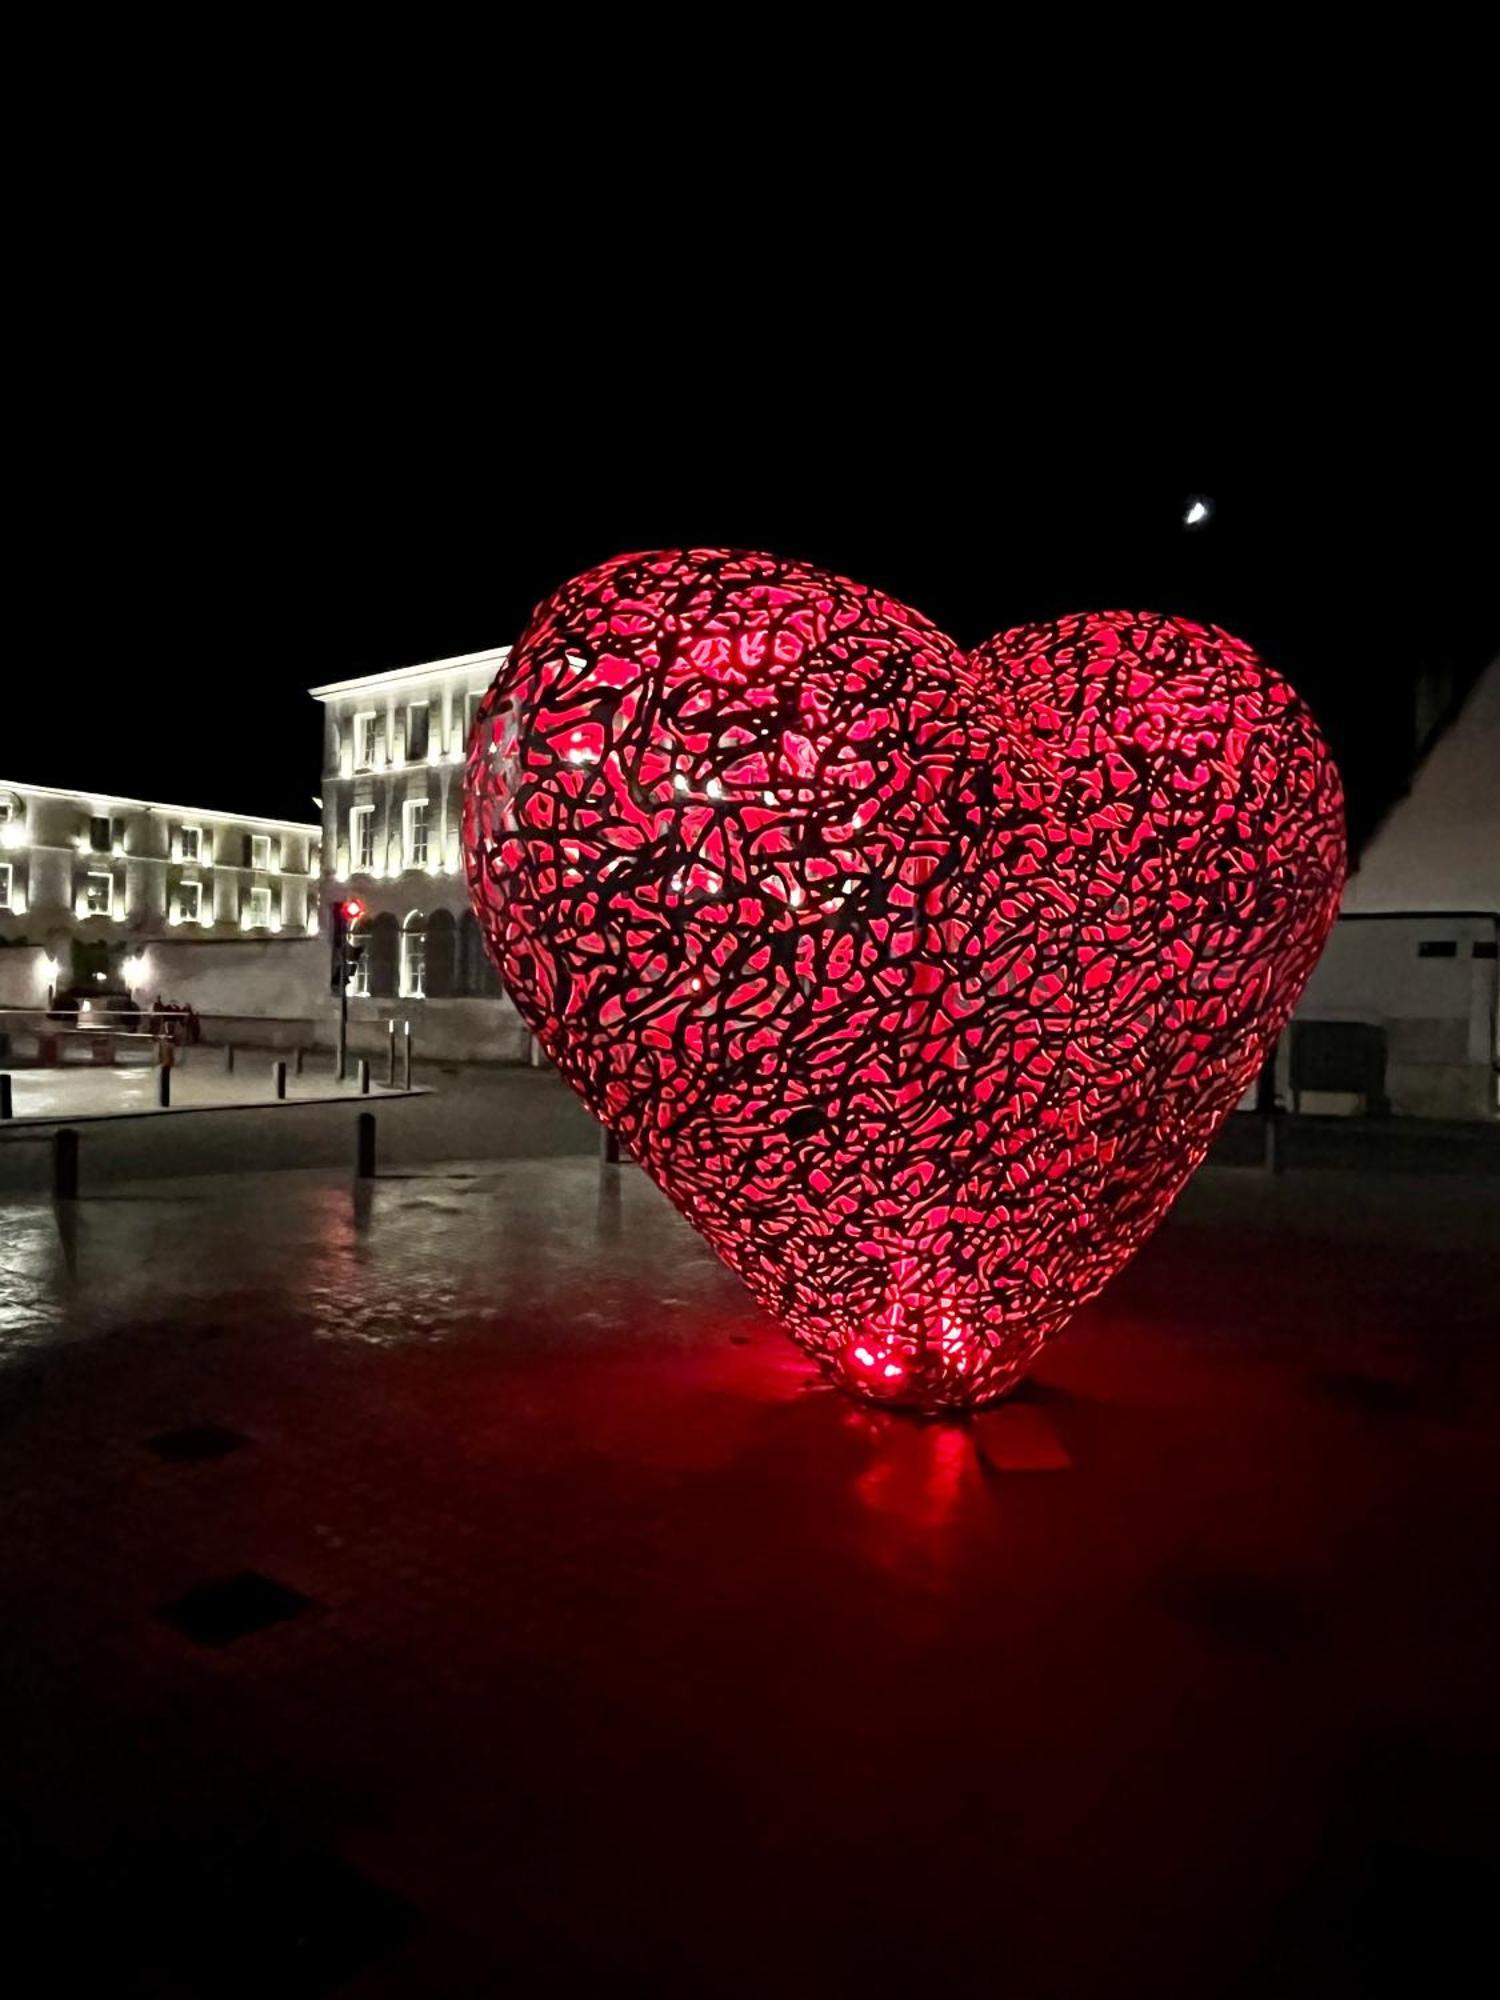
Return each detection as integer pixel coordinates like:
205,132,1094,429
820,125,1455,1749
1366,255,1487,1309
1289,654,1499,1118
309,649,528,1061
0,779,321,1012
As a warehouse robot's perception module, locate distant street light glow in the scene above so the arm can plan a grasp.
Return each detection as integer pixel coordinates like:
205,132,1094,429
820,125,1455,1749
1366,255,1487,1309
1184,494,1214,531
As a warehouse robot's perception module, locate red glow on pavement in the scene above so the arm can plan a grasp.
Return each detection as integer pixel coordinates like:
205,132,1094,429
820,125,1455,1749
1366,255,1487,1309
463,550,1345,1412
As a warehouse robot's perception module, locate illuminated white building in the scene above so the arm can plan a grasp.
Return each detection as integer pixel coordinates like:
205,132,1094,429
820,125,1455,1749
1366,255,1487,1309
1292,654,1499,1118
309,649,527,1059
0,779,319,1007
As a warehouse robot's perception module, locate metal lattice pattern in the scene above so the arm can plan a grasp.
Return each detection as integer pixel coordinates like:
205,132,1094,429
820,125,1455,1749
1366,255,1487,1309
464,551,1345,1410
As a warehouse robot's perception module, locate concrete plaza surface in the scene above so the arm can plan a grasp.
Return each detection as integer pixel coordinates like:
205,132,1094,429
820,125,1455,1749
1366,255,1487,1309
1,1111,1498,1992
0,1062,597,1192
0,1054,427,1124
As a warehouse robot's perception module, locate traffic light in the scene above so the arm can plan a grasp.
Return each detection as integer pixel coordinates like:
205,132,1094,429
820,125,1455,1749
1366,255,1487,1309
330,898,366,990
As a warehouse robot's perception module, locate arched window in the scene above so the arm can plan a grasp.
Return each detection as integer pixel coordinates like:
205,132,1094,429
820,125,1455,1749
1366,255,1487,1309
457,908,502,997
425,909,456,998
368,912,400,999
348,913,371,996
400,909,427,999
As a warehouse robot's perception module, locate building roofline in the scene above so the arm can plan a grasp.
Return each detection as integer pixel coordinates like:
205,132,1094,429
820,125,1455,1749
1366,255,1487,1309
0,779,319,834
308,646,512,702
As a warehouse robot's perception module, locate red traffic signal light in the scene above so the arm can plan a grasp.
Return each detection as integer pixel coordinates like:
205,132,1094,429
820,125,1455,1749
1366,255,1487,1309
342,897,364,921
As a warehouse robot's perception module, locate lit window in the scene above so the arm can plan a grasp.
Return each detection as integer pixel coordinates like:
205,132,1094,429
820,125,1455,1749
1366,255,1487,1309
355,712,379,770
400,912,427,998
348,918,370,995
251,834,272,870
405,798,430,869
85,872,112,915
408,702,430,762
351,805,375,873
180,825,201,862
180,880,202,923
0,862,11,909
248,885,272,928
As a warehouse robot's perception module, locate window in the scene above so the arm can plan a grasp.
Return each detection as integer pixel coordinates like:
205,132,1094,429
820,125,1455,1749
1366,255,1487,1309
400,911,427,998
408,702,430,761
348,916,371,995
180,879,202,923
1417,940,1457,958
355,711,379,769
405,798,430,869
351,805,375,873
89,814,110,852
85,872,112,915
248,886,272,928
180,825,201,862
0,863,11,909
250,834,272,870
1474,940,1498,960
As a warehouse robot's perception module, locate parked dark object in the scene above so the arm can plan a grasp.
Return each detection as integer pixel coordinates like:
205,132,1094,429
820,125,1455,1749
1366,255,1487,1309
1290,1020,1391,1115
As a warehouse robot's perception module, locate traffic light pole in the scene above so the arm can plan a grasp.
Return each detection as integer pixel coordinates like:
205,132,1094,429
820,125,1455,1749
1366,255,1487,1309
332,896,350,1083
332,896,364,1084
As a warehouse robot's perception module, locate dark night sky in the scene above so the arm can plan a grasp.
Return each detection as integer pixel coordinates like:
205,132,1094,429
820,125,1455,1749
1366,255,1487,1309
10,37,1495,868
14,304,1496,858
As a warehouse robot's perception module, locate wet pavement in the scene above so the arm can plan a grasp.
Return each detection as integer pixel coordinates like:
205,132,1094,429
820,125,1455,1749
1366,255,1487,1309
1,1124,1498,1994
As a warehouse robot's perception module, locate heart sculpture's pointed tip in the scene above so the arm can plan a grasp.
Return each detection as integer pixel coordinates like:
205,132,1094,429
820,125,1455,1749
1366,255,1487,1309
835,1331,1034,1415
463,549,1346,1413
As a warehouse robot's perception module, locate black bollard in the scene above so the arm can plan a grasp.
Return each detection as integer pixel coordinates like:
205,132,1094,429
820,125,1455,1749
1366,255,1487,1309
158,1065,171,1108
1255,1052,1283,1176
273,1059,287,1100
224,1044,235,1074
358,1057,371,1095
53,1127,79,1200
401,1020,412,1090
356,1110,376,1179
600,1126,621,1166
387,1017,397,1087
294,1046,305,1076
0,1073,11,1121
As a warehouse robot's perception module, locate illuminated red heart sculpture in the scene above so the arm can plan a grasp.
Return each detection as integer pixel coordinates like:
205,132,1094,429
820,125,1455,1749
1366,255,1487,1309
464,550,1345,1411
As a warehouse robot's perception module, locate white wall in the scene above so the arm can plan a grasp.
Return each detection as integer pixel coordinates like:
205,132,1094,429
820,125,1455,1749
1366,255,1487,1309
0,944,57,1009
1344,655,1499,915
1294,914,1498,1118
322,994,530,1063
128,937,326,1021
